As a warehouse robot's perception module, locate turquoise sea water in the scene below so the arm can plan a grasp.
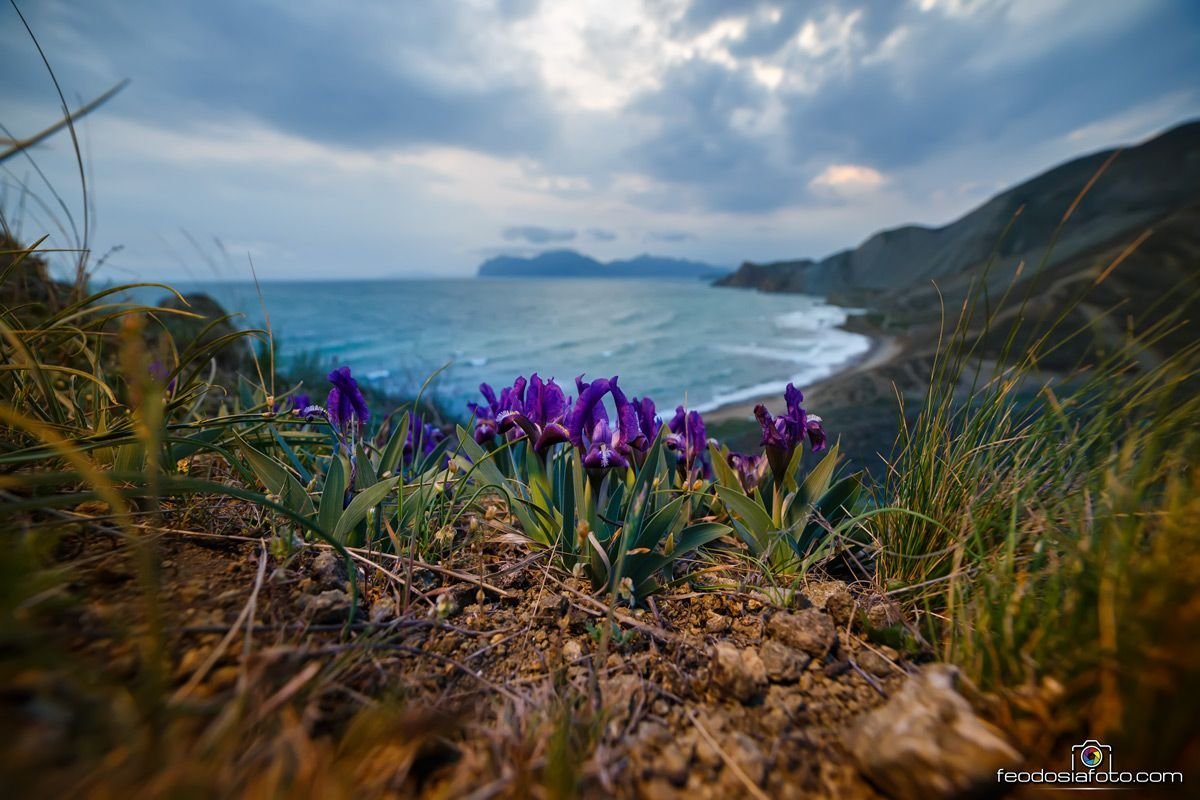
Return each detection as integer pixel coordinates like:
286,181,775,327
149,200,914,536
171,278,871,414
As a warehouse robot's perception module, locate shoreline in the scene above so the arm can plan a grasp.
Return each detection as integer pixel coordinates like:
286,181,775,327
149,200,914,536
705,326,904,424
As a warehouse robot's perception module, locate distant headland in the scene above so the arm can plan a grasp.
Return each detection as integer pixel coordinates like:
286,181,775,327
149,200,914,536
477,249,730,280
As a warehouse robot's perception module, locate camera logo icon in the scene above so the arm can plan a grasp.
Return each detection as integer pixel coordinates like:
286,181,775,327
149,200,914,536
1072,739,1111,770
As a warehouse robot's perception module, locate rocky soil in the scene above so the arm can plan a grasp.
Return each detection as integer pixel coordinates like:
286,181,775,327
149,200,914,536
3,481,1030,799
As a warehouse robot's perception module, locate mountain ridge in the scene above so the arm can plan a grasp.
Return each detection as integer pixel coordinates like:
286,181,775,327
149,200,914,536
716,119,1200,304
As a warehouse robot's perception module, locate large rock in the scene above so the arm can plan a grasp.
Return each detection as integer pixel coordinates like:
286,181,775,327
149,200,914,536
847,664,1021,800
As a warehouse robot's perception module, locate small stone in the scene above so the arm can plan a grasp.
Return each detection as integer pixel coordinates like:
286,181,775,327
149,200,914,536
562,639,583,663
535,593,567,615
704,610,731,633
711,642,768,703
764,684,805,718
724,733,767,786
768,609,837,658
311,550,347,588
303,589,352,623
848,665,1021,800
602,673,643,711
803,580,854,626
369,597,397,624
866,597,904,629
823,659,852,678
857,649,894,677
659,743,693,785
760,639,810,683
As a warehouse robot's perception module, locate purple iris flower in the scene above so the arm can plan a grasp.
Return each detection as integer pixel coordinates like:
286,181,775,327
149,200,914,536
727,452,767,494
403,419,446,469
468,382,502,444
497,373,571,454
287,392,311,414
496,376,527,441
634,397,660,443
754,383,826,480
582,418,629,469
568,375,638,472
665,406,709,476
148,359,177,395
628,396,661,466
570,375,609,445
293,367,370,500
326,366,369,436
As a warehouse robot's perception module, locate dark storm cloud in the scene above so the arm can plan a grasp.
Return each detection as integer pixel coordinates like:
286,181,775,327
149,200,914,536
0,0,557,155
502,225,577,244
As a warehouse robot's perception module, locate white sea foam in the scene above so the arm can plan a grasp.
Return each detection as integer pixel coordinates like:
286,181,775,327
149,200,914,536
772,305,858,332
696,331,872,413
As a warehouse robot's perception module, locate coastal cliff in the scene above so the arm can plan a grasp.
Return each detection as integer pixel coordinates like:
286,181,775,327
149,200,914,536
716,120,1200,311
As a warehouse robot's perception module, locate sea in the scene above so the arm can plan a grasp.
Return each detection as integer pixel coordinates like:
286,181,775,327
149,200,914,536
160,278,871,416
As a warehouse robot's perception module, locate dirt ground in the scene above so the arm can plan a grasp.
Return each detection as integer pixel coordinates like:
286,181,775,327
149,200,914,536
4,493,918,799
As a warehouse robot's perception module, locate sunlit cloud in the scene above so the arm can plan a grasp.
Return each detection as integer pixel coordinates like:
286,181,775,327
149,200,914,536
809,164,887,195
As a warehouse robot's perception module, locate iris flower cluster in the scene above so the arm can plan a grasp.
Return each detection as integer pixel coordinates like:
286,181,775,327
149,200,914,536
471,373,716,479
470,373,572,455
293,367,826,500
472,374,652,470
469,374,828,490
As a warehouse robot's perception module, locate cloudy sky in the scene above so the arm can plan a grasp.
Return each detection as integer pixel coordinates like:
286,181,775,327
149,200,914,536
2,0,1198,280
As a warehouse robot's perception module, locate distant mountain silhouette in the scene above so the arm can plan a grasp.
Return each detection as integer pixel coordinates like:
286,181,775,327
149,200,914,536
716,120,1200,311
478,249,730,280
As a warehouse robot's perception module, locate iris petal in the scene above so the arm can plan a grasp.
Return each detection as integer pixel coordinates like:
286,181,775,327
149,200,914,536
569,376,611,449
534,422,570,454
